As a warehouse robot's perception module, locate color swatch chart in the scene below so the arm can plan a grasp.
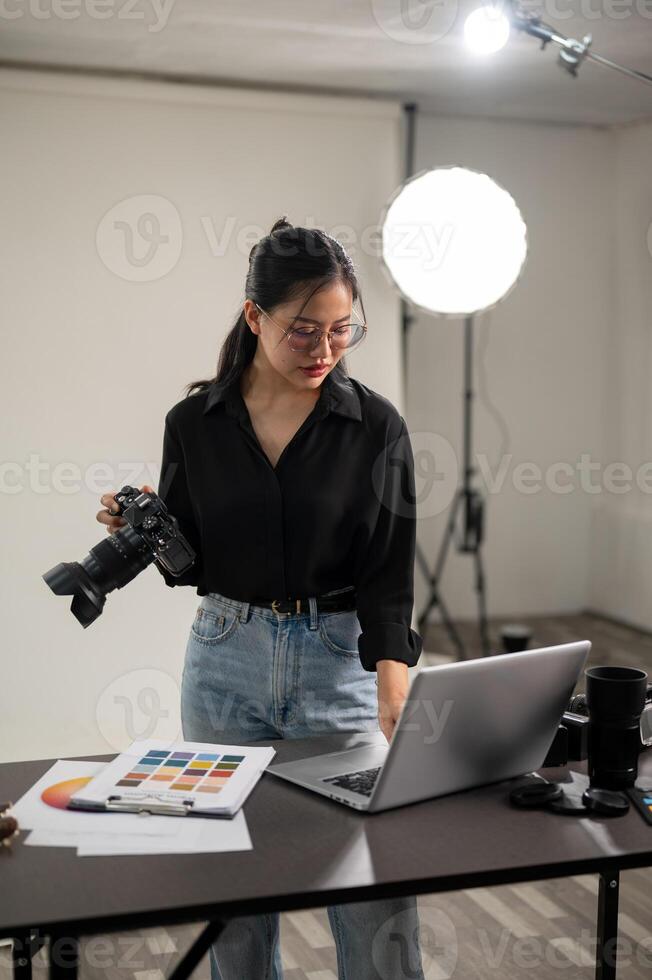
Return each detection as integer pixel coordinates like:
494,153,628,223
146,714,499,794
116,749,245,795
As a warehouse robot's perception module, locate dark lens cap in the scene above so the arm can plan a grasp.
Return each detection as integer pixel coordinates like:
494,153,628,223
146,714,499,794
548,788,591,815
582,787,630,816
510,782,563,808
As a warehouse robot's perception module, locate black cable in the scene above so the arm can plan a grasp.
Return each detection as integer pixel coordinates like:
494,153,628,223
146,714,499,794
476,307,512,474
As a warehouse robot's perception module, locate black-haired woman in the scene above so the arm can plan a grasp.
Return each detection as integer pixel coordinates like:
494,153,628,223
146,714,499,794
98,217,425,980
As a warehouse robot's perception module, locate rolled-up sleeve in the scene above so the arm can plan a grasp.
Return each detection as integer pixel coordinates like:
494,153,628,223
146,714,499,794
153,412,202,588
355,415,423,672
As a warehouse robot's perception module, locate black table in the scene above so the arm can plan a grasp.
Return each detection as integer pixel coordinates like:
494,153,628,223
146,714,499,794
1,731,651,980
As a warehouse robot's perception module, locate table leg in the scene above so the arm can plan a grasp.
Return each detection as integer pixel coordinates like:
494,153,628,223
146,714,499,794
167,918,229,980
12,929,46,980
596,870,619,980
48,934,78,979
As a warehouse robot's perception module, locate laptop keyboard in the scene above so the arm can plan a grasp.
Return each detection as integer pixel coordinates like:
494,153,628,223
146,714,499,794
322,766,382,797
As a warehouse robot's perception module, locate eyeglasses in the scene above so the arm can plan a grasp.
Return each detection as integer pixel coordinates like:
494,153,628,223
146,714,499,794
255,303,367,354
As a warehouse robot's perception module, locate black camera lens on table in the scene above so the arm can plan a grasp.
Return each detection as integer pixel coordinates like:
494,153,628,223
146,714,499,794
42,485,196,627
511,664,650,820
585,665,649,790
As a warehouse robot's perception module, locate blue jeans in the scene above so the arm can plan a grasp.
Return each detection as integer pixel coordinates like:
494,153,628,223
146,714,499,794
180,590,425,980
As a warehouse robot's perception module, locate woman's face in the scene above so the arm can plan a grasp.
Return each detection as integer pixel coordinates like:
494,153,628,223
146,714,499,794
244,280,354,390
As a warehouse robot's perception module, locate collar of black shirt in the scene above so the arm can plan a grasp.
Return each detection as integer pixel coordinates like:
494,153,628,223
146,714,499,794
202,369,362,422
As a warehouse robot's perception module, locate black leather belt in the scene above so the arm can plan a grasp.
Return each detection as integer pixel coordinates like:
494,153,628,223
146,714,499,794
250,588,357,616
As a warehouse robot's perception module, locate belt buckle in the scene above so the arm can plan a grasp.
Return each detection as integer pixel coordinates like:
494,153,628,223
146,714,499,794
271,598,302,616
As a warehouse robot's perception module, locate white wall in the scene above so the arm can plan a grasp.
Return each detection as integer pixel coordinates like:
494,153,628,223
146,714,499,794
0,69,404,763
2,67,647,765
589,120,652,632
408,114,614,625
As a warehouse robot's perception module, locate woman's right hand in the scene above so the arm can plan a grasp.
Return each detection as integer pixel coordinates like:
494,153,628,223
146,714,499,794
97,485,155,534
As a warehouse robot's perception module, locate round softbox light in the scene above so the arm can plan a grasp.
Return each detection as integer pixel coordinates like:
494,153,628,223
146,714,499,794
380,165,528,318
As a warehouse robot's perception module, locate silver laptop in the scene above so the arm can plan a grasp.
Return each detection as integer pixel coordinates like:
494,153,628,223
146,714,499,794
265,641,590,812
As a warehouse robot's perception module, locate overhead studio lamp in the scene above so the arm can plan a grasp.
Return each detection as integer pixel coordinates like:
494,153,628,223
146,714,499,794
463,0,652,86
380,118,528,659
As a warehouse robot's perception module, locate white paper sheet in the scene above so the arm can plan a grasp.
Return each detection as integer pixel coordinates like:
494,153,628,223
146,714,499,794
12,761,179,836
75,809,252,855
22,824,201,849
12,759,252,854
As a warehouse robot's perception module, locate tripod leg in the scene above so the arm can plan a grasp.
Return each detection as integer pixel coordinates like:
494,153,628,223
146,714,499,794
473,547,491,656
432,489,462,584
434,589,467,660
417,491,466,659
417,492,460,631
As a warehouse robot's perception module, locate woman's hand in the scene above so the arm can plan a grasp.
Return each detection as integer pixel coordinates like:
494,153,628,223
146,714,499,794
376,660,410,744
96,485,155,534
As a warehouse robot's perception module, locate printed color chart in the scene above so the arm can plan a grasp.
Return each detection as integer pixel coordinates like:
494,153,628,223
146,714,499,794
116,750,246,795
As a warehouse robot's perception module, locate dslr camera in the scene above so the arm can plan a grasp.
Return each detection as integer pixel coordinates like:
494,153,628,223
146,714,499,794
43,485,196,627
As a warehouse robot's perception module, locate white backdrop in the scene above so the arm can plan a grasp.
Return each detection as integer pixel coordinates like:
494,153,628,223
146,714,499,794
408,114,614,626
0,69,404,762
2,67,647,765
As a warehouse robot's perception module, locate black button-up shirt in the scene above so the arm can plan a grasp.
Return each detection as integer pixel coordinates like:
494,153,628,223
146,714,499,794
154,368,423,672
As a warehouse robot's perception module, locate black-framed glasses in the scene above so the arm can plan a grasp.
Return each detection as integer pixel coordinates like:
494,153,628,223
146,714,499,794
255,303,367,354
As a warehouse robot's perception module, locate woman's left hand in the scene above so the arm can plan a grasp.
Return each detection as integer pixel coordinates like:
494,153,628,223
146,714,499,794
376,660,410,743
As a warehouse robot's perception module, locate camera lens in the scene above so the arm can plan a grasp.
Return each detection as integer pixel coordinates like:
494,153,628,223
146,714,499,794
585,665,648,790
43,524,154,627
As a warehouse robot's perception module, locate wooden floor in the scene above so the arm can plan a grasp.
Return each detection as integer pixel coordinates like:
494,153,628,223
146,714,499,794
2,612,651,979
423,610,652,680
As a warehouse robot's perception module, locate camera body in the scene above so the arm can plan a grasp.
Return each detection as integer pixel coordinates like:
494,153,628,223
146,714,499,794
111,485,195,577
43,485,196,627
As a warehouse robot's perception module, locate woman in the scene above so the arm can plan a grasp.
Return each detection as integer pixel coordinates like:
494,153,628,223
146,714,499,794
97,217,425,980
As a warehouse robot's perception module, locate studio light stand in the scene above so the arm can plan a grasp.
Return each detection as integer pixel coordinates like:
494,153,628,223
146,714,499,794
415,314,490,659
399,106,489,660
391,105,527,661
393,3,647,660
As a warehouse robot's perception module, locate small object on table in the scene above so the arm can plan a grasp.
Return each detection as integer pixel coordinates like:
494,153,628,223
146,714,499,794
582,786,630,816
626,786,652,825
510,778,563,808
0,801,19,850
548,788,591,815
